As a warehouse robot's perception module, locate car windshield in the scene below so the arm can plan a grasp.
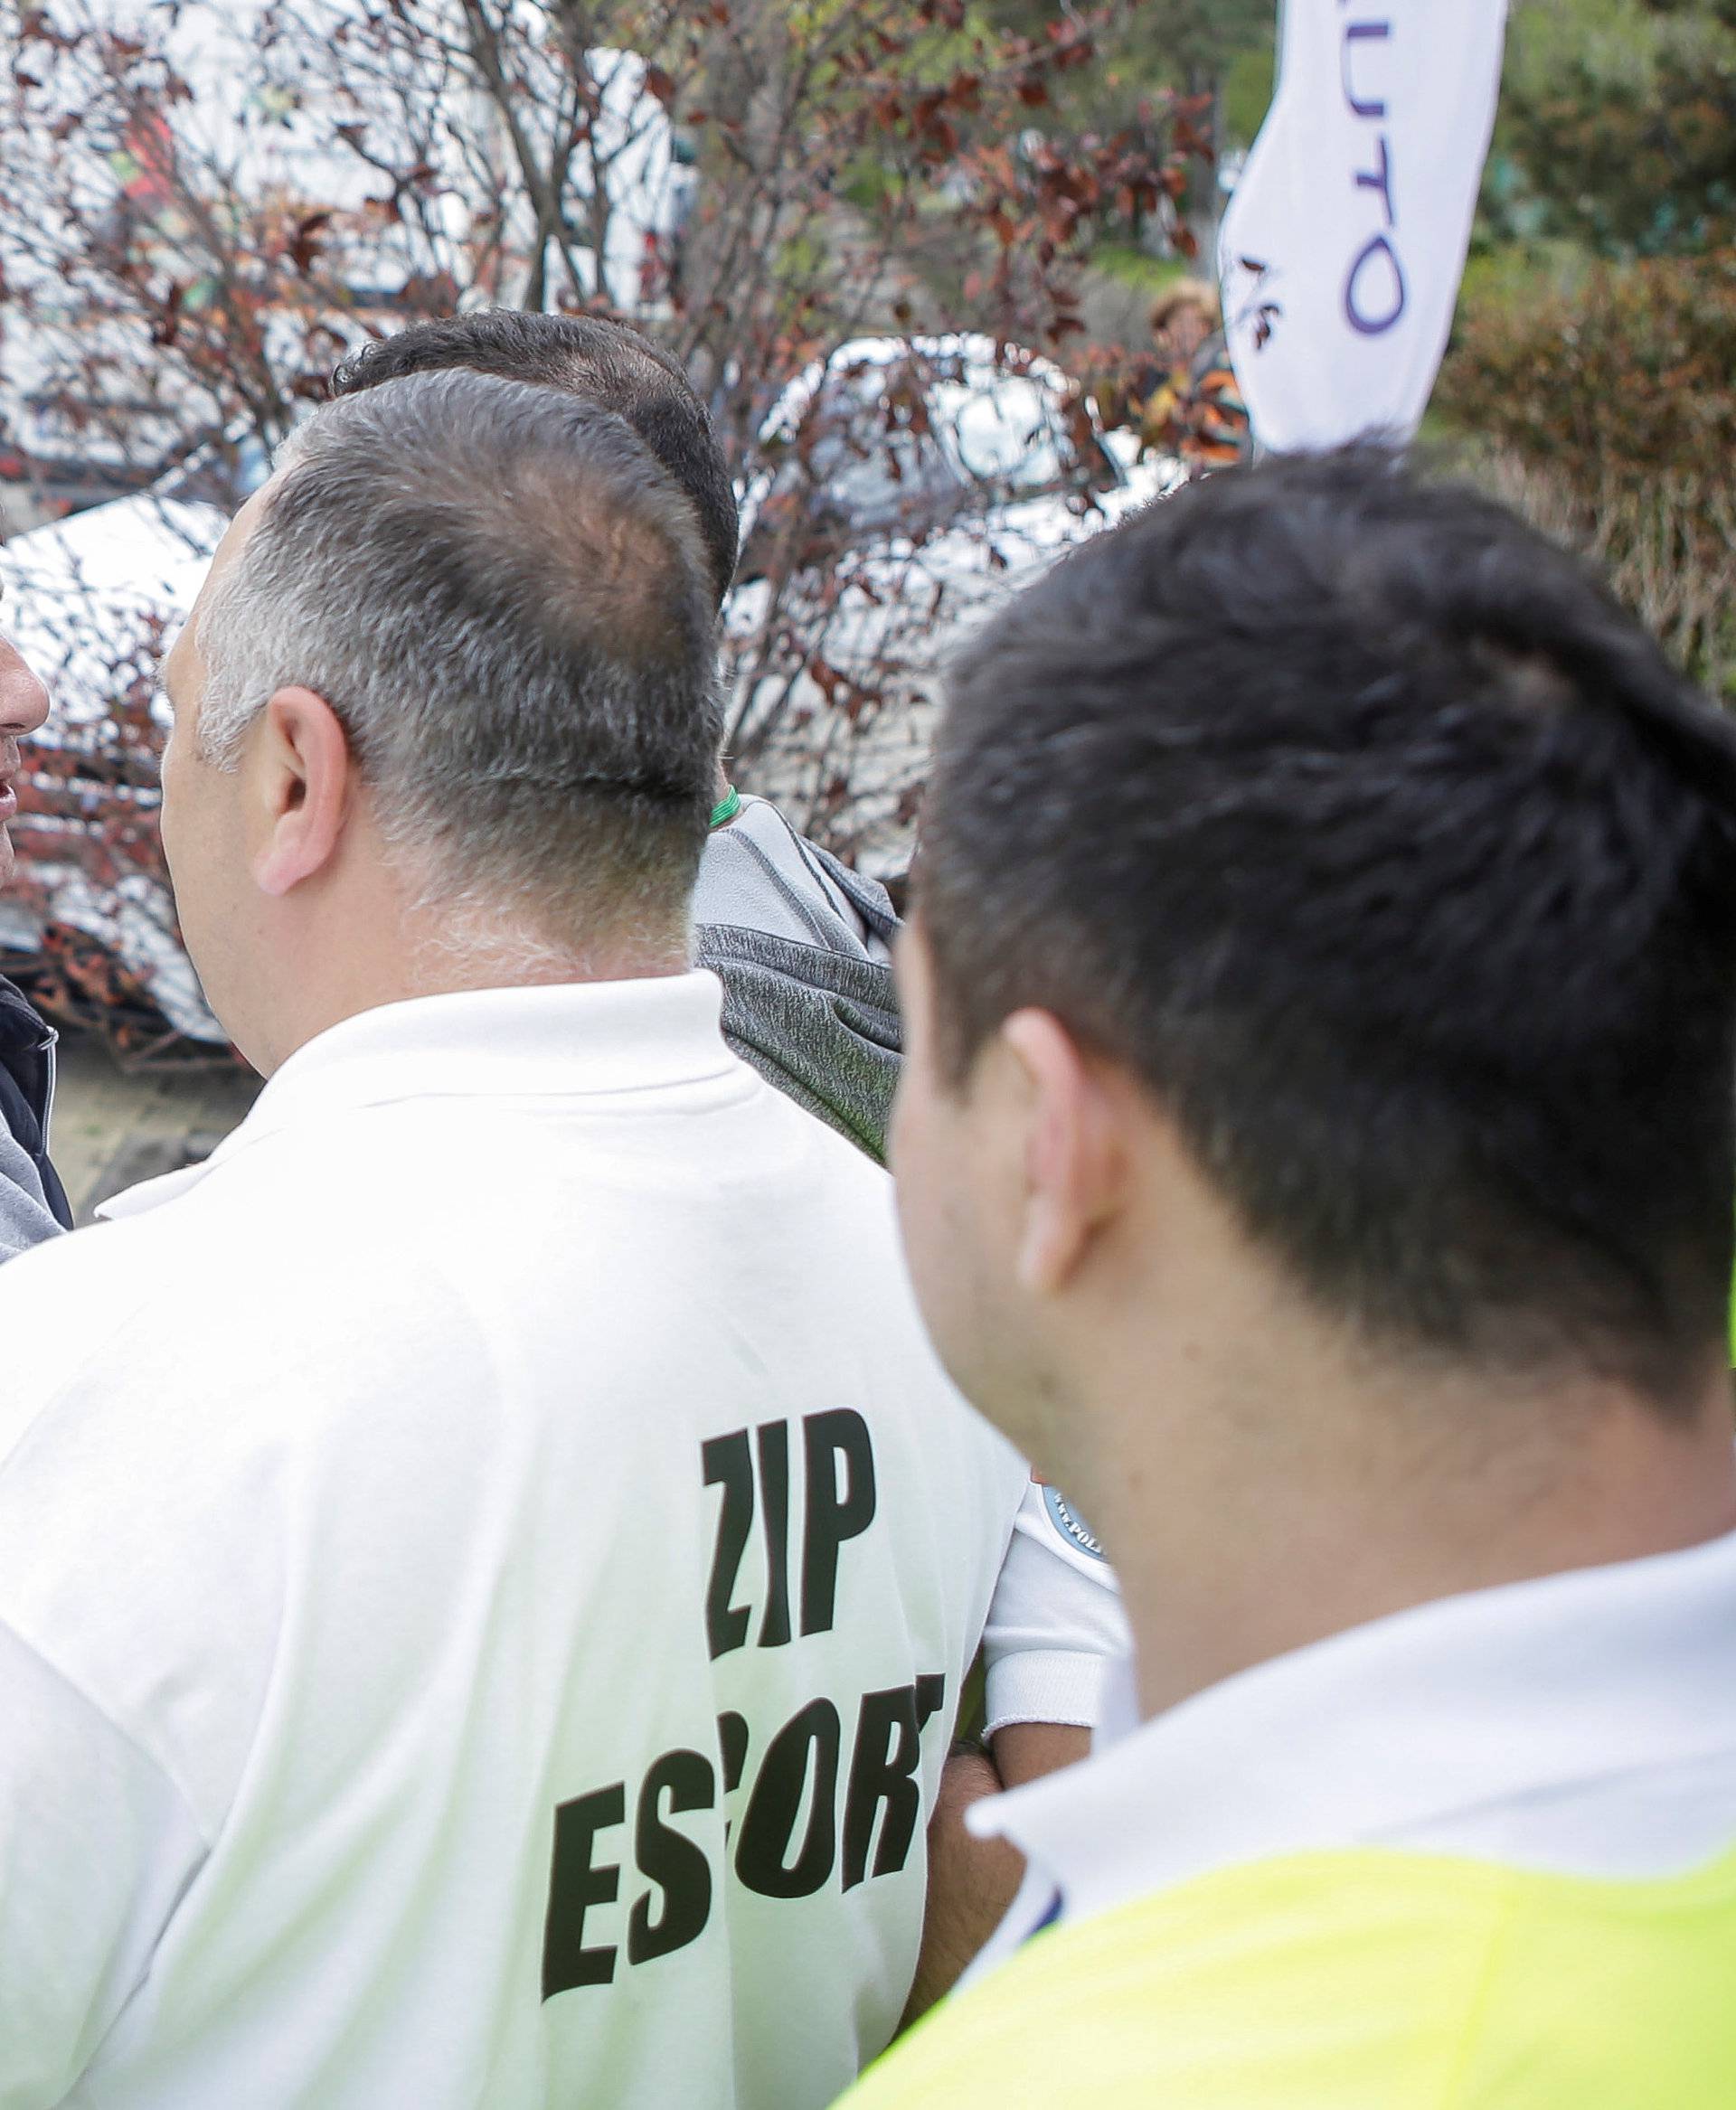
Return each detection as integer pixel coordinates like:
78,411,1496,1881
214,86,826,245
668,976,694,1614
942,375,1069,490
793,365,967,536
778,349,1110,541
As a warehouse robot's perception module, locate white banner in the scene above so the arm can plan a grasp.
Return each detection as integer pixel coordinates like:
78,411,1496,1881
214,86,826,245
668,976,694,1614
1217,0,1509,453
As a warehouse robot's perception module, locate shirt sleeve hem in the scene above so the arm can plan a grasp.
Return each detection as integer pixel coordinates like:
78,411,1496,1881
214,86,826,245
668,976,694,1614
983,1648,1107,1737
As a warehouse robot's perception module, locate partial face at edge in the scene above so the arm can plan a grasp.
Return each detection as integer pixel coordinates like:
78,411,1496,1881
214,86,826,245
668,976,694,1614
0,631,52,890
158,484,277,1052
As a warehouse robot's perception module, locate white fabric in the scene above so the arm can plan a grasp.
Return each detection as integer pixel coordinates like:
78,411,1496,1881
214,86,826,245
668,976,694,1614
981,1481,1130,1737
0,974,1033,2110
1217,0,1509,451
0,1625,207,2107
968,1523,1736,1975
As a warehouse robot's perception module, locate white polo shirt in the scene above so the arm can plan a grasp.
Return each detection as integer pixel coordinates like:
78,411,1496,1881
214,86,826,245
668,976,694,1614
967,1521,1736,1975
0,974,1036,2110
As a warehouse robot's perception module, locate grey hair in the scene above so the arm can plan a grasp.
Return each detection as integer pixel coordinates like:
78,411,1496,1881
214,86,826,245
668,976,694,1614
195,368,720,955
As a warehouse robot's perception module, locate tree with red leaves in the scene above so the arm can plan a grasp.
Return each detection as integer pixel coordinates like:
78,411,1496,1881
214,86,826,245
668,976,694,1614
0,0,1202,1057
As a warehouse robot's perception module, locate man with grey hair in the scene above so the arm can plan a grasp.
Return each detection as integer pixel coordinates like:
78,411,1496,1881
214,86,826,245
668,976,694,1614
333,309,907,1159
0,368,1040,2107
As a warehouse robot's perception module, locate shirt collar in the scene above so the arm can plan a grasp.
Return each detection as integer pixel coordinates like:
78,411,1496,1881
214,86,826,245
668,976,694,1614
970,1523,1736,1925
99,971,744,1221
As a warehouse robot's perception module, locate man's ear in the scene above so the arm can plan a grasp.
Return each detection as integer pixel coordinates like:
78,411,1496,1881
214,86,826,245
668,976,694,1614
999,1008,1127,1298
247,686,354,899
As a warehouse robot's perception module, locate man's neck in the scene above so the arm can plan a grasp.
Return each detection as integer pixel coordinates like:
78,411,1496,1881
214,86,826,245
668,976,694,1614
1072,1323,1736,1722
247,914,689,1077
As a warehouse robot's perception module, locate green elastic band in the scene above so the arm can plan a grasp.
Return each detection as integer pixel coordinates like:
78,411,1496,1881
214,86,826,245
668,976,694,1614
709,786,742,829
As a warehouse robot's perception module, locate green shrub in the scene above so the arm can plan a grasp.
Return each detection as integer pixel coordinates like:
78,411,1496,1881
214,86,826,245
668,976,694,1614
1090,242,1188,296
1483,0,1736,257
1435,251,1736,699
1455,450,1735,702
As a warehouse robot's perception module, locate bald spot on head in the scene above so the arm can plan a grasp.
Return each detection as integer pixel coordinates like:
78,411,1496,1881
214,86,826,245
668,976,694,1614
331,311,741,606
466,428,707,675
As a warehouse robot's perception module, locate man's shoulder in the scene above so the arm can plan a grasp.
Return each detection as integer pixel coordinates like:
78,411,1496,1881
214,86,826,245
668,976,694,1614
0,1213,162,1384
846,1842,1736,2107
0,1146,431,1452
720,1044,897,1192
0,1205,256,1528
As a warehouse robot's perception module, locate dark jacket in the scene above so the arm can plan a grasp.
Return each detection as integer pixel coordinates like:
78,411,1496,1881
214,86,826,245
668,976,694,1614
0,976,71,1258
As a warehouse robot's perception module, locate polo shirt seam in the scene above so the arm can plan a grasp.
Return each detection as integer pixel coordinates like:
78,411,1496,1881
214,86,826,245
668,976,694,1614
163,1072,762,1193
0,1613,215,1853
703,827,844,950
255,1067,755,1122
0,1617,214,2092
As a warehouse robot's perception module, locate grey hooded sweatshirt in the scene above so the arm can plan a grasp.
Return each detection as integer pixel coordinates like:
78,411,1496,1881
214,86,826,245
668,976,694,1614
693,796,901,1164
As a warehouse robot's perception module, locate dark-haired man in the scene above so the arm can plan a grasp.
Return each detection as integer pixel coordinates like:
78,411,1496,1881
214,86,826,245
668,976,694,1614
0,626,71,1259
847,449,1736,2105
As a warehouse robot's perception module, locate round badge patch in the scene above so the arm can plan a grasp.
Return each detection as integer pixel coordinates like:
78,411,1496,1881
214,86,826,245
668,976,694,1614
1043,1484,1108,1563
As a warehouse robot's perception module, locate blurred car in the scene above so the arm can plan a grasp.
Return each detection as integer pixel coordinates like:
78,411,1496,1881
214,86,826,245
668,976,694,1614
722,333,1179,873
0,438,267,1059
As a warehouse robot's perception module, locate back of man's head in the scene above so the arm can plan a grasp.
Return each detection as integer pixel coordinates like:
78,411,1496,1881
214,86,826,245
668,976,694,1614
331,312,740,607
196,366,719,957
920,447,1736,1411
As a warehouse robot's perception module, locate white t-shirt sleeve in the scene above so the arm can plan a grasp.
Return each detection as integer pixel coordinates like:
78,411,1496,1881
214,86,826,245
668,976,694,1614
0,1620,206,2108
980,1480,1133,1737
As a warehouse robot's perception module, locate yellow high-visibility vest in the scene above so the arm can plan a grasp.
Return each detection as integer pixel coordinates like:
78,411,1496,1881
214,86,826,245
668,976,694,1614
843,1840,1736,2105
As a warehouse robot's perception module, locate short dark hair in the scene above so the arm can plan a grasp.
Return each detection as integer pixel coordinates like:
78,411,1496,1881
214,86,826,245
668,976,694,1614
921,448,1736,1408
202,369,719,947
331,311,739,606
